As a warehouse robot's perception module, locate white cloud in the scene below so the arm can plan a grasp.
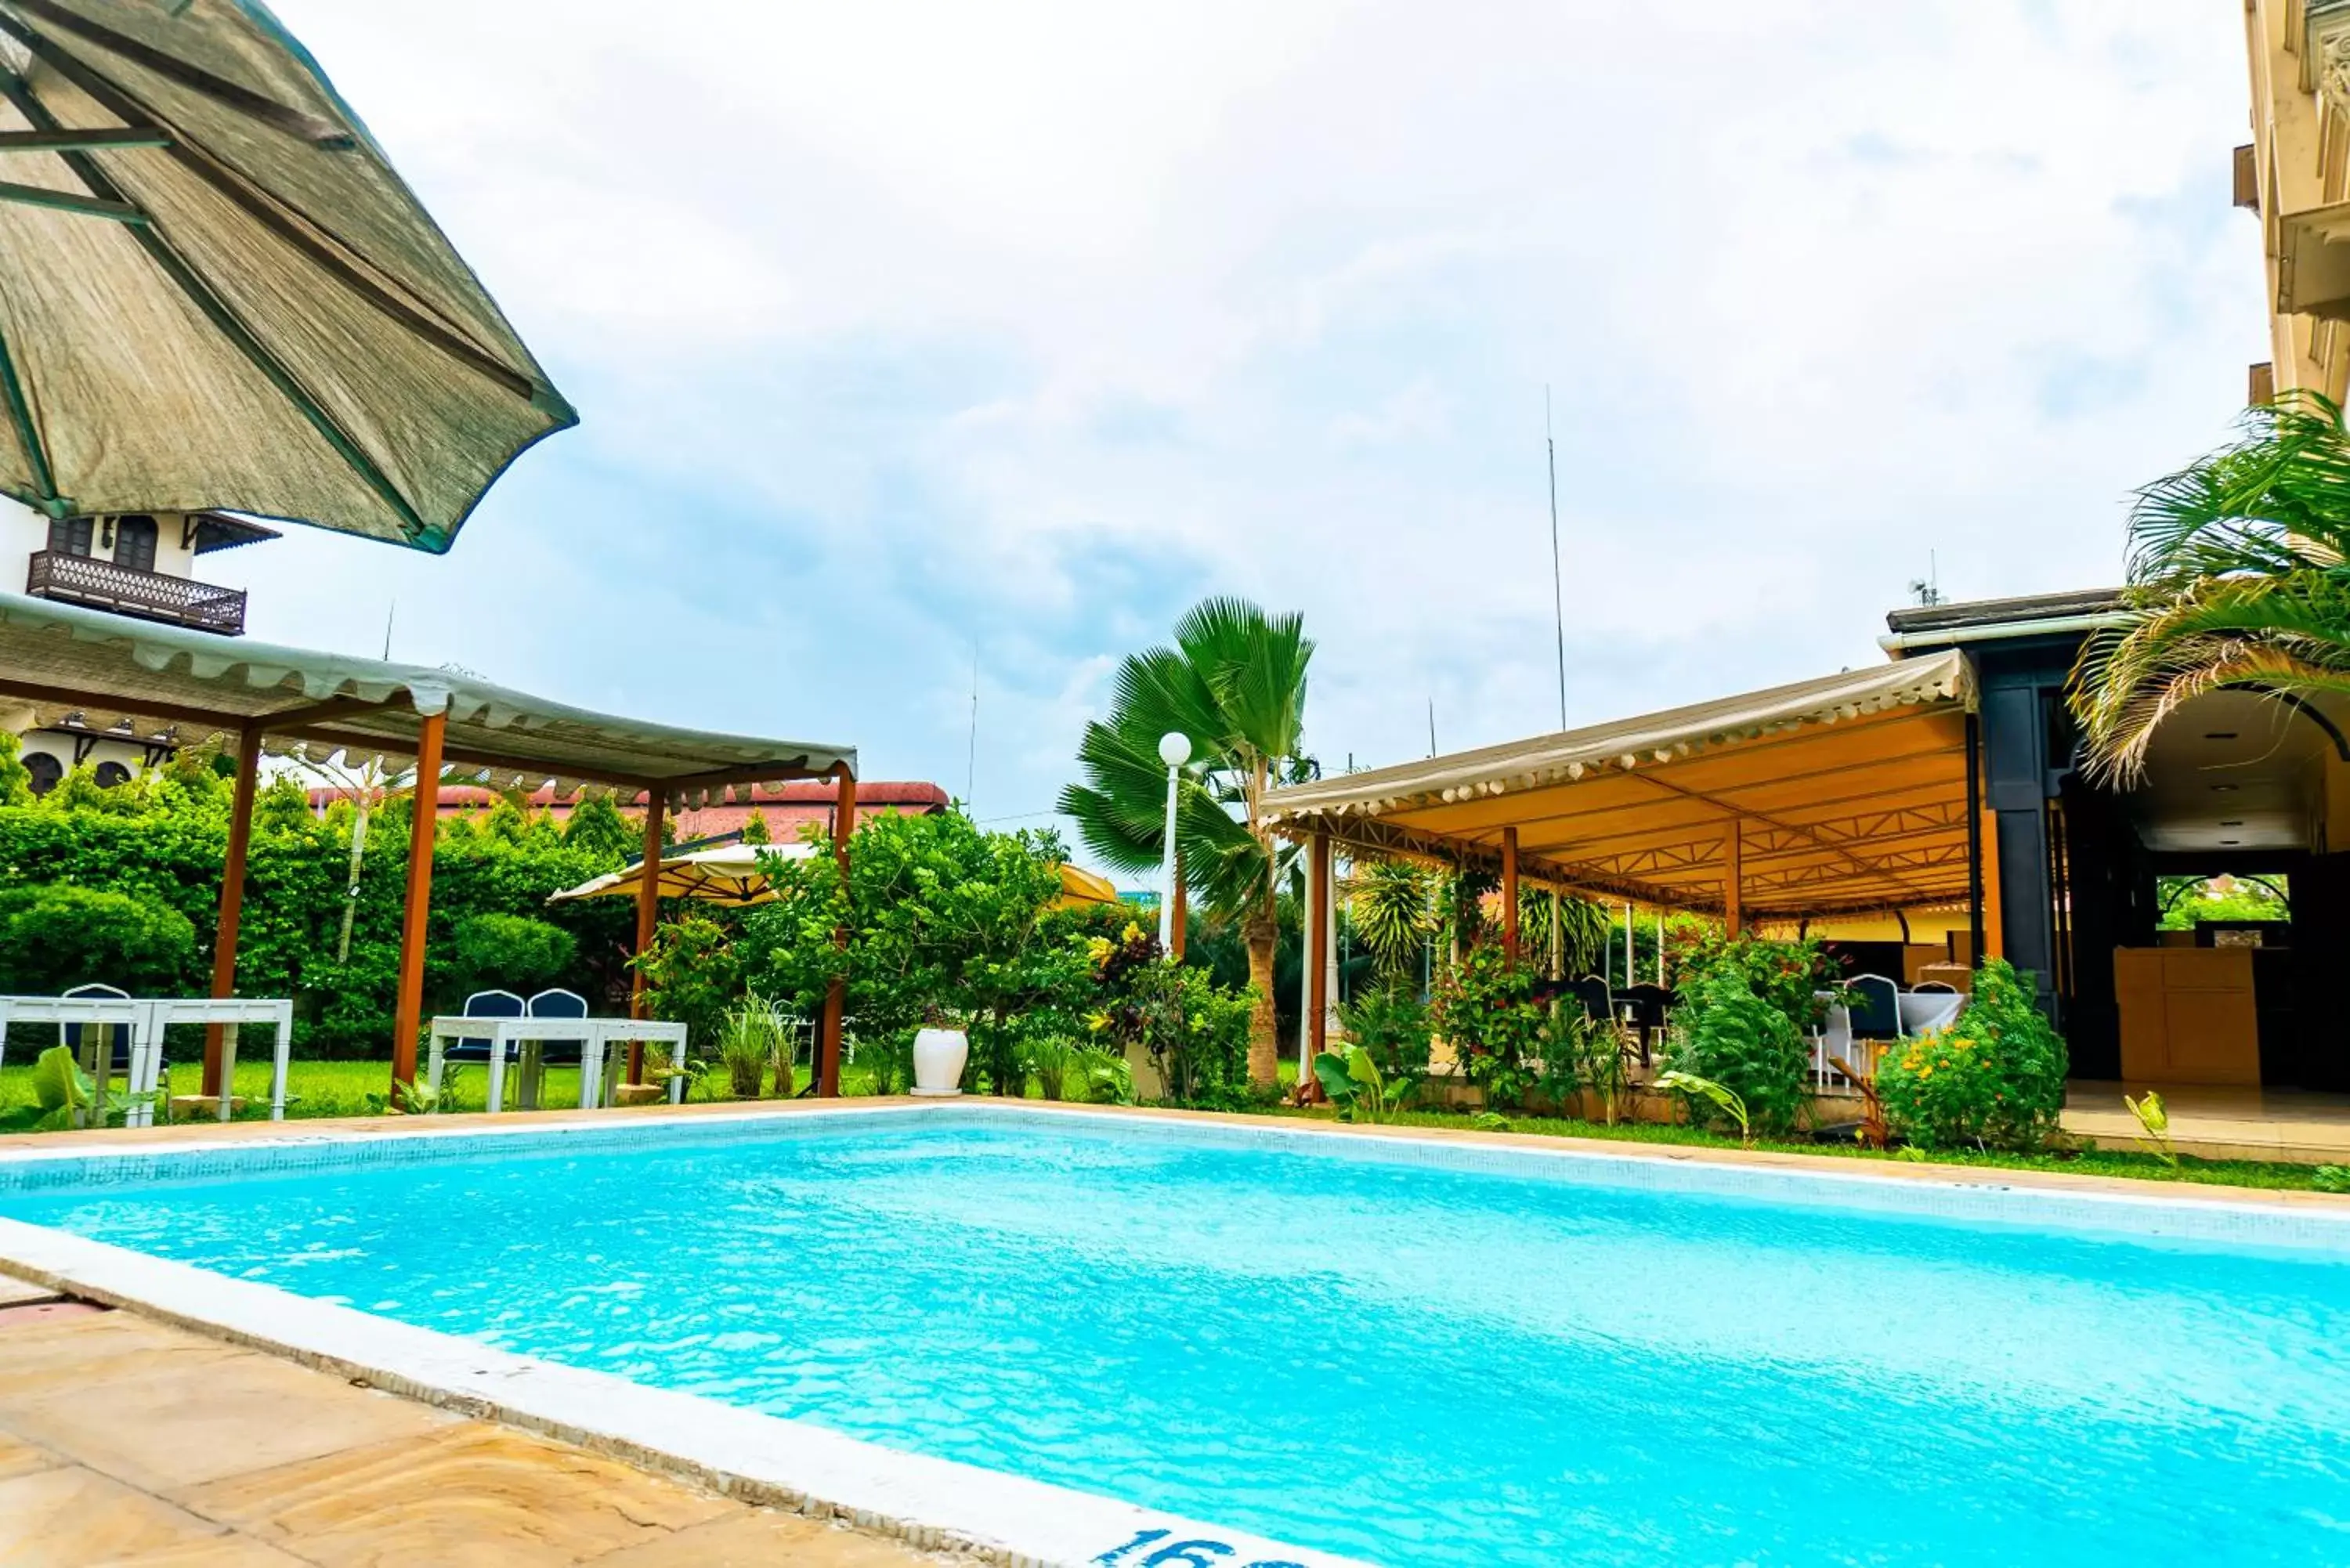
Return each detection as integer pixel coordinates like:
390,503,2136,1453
240,0,2265,832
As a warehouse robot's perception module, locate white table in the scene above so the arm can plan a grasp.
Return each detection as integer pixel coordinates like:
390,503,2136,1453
425,1018,690,1113
427,1016,599,1114
0,994,292,1126
585,1021,690,1108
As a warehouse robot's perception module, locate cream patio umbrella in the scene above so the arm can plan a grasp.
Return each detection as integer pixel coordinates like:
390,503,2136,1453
0,0,572,549
548,842,819,911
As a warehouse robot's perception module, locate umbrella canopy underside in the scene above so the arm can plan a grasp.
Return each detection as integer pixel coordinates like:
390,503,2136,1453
0,0,572,550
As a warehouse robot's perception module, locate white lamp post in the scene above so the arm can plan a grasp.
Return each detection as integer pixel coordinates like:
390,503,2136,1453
1157,731,1190,952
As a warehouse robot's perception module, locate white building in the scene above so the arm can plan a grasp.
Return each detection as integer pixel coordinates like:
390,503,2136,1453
2,496,277,794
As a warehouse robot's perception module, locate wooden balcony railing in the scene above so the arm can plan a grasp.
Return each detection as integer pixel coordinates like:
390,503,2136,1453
25,550,247,635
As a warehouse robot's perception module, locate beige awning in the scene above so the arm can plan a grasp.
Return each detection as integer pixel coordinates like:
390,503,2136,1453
0,591,853,799
1263,652,1976,919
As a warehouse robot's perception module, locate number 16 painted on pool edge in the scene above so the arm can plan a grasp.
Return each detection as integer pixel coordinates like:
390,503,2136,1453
1092,1526,1307,1568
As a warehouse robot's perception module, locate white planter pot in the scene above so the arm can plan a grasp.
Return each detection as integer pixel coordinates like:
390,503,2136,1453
910,1026,969,1097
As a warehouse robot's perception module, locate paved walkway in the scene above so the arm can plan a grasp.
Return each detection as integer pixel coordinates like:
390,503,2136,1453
2063,1080,2350,1165
0,1275,945,1568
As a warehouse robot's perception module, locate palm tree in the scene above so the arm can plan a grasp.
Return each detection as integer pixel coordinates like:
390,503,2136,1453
1060,597,1314,1085
2072,392,2350,782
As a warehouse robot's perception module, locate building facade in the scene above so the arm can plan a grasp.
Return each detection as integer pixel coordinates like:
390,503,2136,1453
2,494,276,793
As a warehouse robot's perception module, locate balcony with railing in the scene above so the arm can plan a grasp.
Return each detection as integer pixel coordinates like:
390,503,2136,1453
25,550,247,635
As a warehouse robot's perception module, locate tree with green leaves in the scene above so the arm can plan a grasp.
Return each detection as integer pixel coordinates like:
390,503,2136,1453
1058,597,1314,1086
747,808,1079,1092
2072,392,2350,780
0,730,30,807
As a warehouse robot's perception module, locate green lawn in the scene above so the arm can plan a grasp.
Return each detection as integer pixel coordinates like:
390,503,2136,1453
1265,1103,2350,1193
0,1057,890,1123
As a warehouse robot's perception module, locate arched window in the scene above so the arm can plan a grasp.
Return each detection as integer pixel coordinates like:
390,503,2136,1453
92,761,132,790
24,752,63,796
112,515,157,574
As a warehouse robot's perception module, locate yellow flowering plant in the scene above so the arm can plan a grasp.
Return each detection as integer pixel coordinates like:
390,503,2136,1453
1873,959,2067,1151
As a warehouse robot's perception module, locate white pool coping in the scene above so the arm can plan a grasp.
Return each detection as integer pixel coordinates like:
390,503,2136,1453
4,1098,2350,1568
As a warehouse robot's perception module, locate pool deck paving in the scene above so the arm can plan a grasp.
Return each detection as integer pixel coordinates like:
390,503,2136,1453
0,1279,949,1568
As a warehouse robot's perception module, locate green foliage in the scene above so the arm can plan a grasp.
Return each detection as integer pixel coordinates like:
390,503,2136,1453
0,731,29,807
1516,889,1611,979
1350,862,1434,983
745,810,1082,1095
2316,1165,2350,1194
2157,874,2287,931
1875,959,2068,1151
1665,952,1813,1138
0,799,631,1060
632,915,743,1058
1058,596,1318,1084
1654,1069,1752,1145
1542,1005,1632,1123
254,774,314,836
443,913,577,1005
0,884,198,994
559,794,637,862
1085,925,1256,1105
740,809,772,845
714,998,788,1098
2125,1089,2178,1168
1430,941,1545,1109
1337,985,1434,1084
38,761,147,816
2070,391,2350,782
1313,1043,1415,1123
0,1044,153,1131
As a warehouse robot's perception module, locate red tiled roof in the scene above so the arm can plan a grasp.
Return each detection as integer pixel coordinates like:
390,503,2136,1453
305,780,950,840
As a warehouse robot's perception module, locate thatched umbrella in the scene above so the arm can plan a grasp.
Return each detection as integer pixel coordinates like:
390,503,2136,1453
0,0,571,550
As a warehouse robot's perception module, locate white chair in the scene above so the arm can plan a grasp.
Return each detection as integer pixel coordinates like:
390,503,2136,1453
1914,981,1959,994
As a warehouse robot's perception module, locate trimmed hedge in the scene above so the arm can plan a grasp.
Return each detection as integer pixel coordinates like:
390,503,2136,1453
0,803,633,1057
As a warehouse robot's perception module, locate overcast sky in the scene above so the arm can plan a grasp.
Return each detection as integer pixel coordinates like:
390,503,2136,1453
230,0,2261,842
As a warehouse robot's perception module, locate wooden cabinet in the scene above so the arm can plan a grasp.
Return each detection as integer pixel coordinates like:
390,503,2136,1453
2113,947,2261,1085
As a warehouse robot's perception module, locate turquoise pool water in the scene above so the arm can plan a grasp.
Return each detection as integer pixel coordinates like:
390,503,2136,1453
4,1112,2349,1566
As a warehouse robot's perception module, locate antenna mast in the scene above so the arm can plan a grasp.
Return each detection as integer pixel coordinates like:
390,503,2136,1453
1546,385,1567,730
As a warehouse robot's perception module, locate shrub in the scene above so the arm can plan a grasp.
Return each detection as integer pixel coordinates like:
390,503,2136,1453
1663,964,1811,1136
1876,959,2067,1151
443,912,577,1004
631,915,743,1052
0,731,28,807
1086,925,1256,1106
1338,984,1434,1085
1430,941,1545,1108
0,883,199,994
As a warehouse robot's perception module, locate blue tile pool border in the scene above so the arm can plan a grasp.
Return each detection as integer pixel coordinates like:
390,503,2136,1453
4,1100,2349,1257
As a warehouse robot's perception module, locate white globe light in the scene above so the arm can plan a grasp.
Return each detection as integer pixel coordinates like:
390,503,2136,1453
1158,732,1191,768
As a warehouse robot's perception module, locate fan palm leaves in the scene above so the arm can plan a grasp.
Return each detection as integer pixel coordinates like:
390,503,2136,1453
1059,598,1316,1084
2072,392,2350,783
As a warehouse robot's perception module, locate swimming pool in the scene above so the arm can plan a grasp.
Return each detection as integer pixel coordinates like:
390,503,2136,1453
2,1107,2348,1566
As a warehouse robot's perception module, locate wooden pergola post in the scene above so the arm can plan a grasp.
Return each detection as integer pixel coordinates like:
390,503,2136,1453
1307,831,1332,1062
627,789,667,1082
1723,818,1744,936
818,764,856,1097
201,721,264,1099
389,710,446,1101
1500,826,1520,966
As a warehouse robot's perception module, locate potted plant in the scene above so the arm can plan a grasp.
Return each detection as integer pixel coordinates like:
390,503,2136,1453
911,1006,969,1097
